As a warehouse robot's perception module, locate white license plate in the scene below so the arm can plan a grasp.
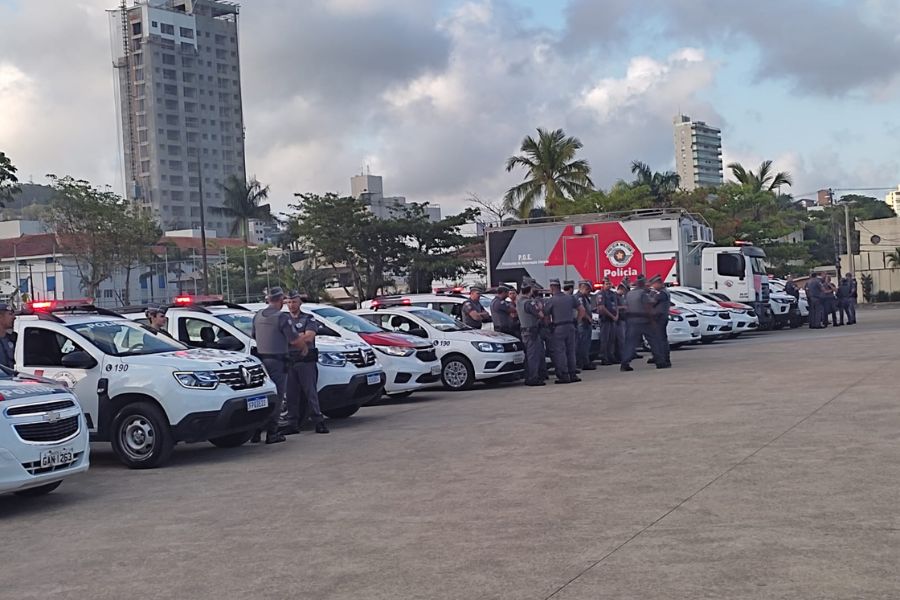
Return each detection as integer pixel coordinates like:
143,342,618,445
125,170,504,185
367,373,381,386
514,354,524,364
40,447,73,468
430,365,441,375
246,396,269,411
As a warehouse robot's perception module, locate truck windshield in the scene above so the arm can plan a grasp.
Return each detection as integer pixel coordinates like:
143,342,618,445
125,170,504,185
217,313,253,336
68,321,186,356
750,257,766,274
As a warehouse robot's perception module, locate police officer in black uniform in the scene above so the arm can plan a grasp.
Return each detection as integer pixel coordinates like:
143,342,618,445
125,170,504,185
490,285,515,335
648,275,671,368
461,286,490,329
516,284,545,386
575,280,596,370
547,279,585,384
0,303,17,370
251,287,302,444
283,291,329,435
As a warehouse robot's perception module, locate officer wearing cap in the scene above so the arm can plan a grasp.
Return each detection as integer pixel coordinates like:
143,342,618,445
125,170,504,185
547,278,585,384
0,302,17,370
648,275,671,369
490,285,514,335
597,278,619,365
283,291,329,435
620,275,662,372
516,283,545,386
144,305,172,338
251,287,303,444
461,286,490,329
575,280,596,371
614,283,628,363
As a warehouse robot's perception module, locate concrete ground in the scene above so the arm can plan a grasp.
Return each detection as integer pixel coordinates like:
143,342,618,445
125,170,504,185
2,307,899,600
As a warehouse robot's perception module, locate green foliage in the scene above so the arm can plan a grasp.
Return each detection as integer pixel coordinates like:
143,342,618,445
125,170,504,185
875,290,890,302
886,247,900,268
504,128,594,218
630,161,679,206
0,152,20,208
861,273,873,302
221,175,271,241
399,203,480,294
727,160,792,192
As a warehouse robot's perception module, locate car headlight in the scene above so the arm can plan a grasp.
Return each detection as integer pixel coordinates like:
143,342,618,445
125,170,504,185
373,344,415,357
318,351,347,367
471,341,505,353
668,314,684,322
696,309,717,316
730,309,747,314
173,371,219,389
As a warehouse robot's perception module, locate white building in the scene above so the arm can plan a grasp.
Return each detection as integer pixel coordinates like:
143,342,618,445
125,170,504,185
884,185,900,213
350,172,441,222
673,115,724,191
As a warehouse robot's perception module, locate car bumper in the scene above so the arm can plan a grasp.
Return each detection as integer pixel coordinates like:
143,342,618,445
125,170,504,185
0,431,90,494
320,371,386,409
384,361,442,394
172,392,279,443
473,351,525,380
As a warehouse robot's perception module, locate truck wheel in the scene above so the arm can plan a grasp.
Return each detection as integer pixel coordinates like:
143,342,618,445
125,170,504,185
441,355,475,391
208,431,254,448
111,402,175,469
14,481,62,497
323,405,359,419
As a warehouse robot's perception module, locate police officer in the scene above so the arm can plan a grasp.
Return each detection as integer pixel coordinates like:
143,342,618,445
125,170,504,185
251,287,302,444
614,283,628,363
575,280,595,370
805,273,824,329
490,286,515,335
844,273,858,325
144,305,172,337
784,274,800,300
0,303,17,370
648,275,671,369
620,275,660,372
283,291,329,435
461,286,490,329
507,288,522,339
516,284,545,386
597,278,618,365
547,279,585,384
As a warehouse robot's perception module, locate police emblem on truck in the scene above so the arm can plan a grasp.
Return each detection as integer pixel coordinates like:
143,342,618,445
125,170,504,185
605,241,635,267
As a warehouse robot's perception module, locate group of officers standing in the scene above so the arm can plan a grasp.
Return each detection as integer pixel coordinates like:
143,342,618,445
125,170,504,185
786,272,858,329
459,275,674,387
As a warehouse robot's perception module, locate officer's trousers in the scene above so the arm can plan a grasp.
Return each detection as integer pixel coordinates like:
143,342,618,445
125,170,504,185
599,320,617,363
622,319,660,367
808,300,823,328
522,328,544,384
551,323,577,379
286,359,323,426
615,320,626,362
260,356,287,434
847,298,857,324
653,316,670,366
576,322,592,367
538,327,550,379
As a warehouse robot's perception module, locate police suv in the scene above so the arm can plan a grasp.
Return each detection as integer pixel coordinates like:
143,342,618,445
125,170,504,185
0,371,90,496
354,306,524,390
126,296,385,419
15,300,278,469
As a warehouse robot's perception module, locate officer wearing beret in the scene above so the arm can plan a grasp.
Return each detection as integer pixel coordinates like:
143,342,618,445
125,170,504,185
490,285,515,336
0,303,17,370
648,275,671,369
620,275,662,372
547,278,585,383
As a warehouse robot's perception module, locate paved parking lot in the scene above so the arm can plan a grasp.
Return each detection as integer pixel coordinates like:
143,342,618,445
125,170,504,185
2,307,899,600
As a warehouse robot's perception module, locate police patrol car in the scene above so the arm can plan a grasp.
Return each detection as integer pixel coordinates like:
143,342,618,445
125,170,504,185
363,291,495,331
666,307,702,348
0,371,90,496
354,306,524,390
15,300,278,469
125,296,385,419
667,289,734,344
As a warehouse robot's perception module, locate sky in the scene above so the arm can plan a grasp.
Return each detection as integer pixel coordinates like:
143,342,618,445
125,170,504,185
1,0,900,218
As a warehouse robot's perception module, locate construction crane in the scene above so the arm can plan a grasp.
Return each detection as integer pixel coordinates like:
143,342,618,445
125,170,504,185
115,0,139,200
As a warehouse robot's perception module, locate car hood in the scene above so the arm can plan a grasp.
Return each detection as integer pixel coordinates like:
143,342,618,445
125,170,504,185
0,377,72,401
440,329,520,344
719,301,752,310
132,348,260,370
315,337,369,352
358,331,430,349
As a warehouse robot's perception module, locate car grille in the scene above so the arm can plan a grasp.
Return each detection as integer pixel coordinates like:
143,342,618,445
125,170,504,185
15,415,79,443
216,365,266,390
21,451,84,476
502,341,523,352
343,348,377,368
415,348,437,362
688,319,699,327
718,312,731,320
6,399,76,417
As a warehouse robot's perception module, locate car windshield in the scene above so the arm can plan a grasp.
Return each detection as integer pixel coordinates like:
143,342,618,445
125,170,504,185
69,320,186,356
768,280,784,292
671,290,702,304
217,312,253,336
308,306,383,333
413,309,468,331
750,257,766,275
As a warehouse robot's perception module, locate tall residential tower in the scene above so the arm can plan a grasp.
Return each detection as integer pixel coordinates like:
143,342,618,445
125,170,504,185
673,115,723,191
108,0,245,233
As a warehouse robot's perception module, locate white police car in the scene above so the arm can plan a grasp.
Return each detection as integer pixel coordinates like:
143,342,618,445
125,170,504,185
0,372,90,496
667,307,701,348
354,306,524,390
668,288,734,343
363,292,495,331
15,300,278,469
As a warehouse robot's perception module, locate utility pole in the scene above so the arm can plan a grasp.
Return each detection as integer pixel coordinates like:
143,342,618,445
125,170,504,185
844,203,854,276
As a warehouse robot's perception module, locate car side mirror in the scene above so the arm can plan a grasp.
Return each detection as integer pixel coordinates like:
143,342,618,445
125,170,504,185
408,327,428,338
61,351,98,370
217,336,243,351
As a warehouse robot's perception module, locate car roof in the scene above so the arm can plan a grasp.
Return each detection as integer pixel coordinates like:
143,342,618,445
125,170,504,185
19,313,127,326
356,306,429,313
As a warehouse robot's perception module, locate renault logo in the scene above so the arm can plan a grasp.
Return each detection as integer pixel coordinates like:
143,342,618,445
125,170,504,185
239,366,252,385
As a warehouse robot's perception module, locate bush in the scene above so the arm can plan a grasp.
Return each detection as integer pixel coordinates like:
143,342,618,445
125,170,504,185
891,292,900,302
875,291,890,303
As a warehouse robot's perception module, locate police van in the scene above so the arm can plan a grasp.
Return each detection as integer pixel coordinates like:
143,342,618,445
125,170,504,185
14,300,278,469
124,296,385,419
354,306,524,390
0,371,90,496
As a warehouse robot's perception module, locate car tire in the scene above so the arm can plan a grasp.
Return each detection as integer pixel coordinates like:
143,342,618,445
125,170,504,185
441,355,475,391
14,480,62,497
111,401,175,469
322,405,359,419
208,431,254,448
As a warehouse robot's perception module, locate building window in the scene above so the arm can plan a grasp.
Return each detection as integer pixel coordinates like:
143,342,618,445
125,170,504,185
160,23,175,35
131,21,142,35
158,274,167,289
46,276,56,293
103,289,114,299
162,53,175,65
179,27,194,38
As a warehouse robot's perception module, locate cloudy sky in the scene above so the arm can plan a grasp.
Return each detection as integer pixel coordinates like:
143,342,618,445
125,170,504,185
2,0,900,217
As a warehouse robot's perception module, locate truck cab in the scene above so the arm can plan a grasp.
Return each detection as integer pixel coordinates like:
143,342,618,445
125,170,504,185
701,245,774,329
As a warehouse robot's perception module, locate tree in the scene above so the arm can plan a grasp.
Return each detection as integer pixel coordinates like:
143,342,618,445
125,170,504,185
886,247,900,268
116,207,162,305
504,128,594,217
400,204,480,293
727,160,792,192
0,152,20,208
222,175,271,301
630,161,680,206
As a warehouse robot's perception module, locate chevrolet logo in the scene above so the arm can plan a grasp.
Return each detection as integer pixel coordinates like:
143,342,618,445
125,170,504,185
44,410,61,423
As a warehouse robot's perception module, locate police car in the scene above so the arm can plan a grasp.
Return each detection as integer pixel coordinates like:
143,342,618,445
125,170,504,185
0,371,90,496
15,300,278,469
667,288,734,344
667,307,702,348
125,296,385,419
363,291,495,331
354,306,525,390
692,290,760,337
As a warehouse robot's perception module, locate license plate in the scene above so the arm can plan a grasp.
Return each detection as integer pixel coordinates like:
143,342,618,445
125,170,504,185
430,365,441,375
246,396,269,411
40,447,73,468
514,354,524,364
367,373,381,386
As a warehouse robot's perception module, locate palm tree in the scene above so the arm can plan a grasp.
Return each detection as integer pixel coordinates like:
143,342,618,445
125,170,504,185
727,160,793,192
886,247,900,268
630,161,680,207
504,128,594,218
221,175,271,301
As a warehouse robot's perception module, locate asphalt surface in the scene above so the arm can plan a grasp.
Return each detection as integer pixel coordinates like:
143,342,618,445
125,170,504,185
2,307,899,600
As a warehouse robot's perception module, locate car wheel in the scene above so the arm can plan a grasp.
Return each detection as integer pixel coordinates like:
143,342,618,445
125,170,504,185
14,480,62,497
111,401,175,469
323,405,359,419
208,431,254,448
441,355,474,391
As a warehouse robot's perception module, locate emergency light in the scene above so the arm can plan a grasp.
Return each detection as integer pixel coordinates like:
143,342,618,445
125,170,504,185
27,299,93,312
173,294,223,305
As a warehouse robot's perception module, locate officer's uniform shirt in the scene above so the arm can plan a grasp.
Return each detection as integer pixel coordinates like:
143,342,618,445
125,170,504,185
651,287,671,319
625,288,652,321
252,306,298,354
0,331,16,369
599,289,618,321
288,311,318,360
548,292,579,325
516,296,541,330
461,299,485,329
490,296,513,331
806,277,823,300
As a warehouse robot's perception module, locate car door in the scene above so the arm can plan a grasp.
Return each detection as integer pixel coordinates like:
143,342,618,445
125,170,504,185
176,316,235,349
19,326,104,433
